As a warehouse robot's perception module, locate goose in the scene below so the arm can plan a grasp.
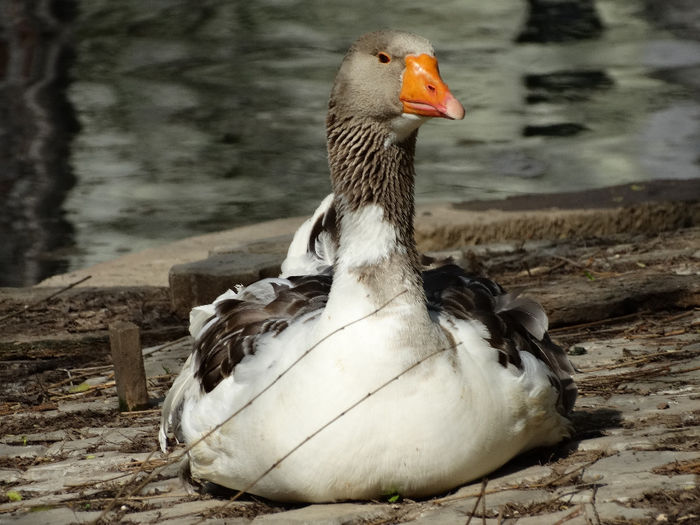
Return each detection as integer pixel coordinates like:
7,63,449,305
159,30,577,503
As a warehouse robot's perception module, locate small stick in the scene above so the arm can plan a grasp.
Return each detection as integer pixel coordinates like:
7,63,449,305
552,255,587,269
0,275,92,324
70,364,115,373
674,365,700,375
578,348,693,373
47,369,114,390
536,454,607,490
465,478,488,525
120,408,161,417
663,309,696,323
590,483,602,525
49,381,116,401
549,311,646,333
109,321,150,411
552,505,582,525
142,335,190,357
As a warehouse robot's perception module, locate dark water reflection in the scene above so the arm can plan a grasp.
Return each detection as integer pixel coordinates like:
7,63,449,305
1,0,699,286
0,0,78,286
517,0,604,43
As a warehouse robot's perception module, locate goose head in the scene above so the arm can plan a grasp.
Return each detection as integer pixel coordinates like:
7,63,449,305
329,30,465,143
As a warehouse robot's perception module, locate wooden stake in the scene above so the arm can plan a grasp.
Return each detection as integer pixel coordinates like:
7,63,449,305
109,321,149,411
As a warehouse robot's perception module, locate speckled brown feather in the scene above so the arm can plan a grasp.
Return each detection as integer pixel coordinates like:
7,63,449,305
192,261,576,416
423,263,577,415
193,275,331,393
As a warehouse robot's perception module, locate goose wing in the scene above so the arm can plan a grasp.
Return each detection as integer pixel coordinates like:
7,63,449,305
280,194,338,277
423,263,577,415
159,274,331,450
194,274,331,393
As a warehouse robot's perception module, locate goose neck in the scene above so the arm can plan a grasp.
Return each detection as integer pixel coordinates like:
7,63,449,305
326,114,423,302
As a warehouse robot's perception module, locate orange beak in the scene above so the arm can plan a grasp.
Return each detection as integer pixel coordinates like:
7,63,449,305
400,54,465,120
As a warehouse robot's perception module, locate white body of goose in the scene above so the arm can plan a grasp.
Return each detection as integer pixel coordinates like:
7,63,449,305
160,30,577,503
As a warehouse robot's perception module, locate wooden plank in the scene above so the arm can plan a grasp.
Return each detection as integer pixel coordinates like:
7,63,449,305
0,326,186,361
109,321,149,411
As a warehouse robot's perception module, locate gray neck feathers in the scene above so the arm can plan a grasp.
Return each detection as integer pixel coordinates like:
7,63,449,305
326,108,422,286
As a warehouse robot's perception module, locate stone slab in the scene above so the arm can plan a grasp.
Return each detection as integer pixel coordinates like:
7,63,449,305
169,251,283,317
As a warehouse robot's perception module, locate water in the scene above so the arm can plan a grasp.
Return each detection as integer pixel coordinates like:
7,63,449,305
1,0,699,286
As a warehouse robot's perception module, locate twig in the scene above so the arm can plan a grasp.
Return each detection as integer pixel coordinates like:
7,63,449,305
553,308,696,336
120,408,161,417
552,255,587,269
663,328,686,336
48,371,114,390
70,365,115,373
552,505,582,525
65,471,139,489
537,455,603,490
549,311,646,334
590,483,601,525
89,449,159,521
557,325,633,342
0,275,92,324
465,478,488,525
142,335,190,357
547,259,569,274
437,453,607,507
578,348,694,373
577,362,700,392
147,374,177,382
539,451,608,488
49,381,116,400
119,458,169,473
662,309,697,323
65,492,198,507
674,365,700,375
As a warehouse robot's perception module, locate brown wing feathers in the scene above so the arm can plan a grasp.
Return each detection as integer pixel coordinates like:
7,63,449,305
307,200,338,258
424,264,576,414
192,263,574,413
194,276,331,393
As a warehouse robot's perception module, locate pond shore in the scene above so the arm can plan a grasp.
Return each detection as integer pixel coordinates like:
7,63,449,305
36,179,699,291
1,181,698,523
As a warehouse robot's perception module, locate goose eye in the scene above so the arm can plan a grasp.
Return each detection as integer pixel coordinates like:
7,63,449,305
377,52,391,64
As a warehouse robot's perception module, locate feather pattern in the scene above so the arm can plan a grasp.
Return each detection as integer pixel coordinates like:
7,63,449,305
423,264,577,415
193,275,331,393
280,194,337,277
161,263,575,426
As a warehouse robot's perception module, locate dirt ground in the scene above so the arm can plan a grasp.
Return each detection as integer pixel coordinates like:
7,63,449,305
0,224,698,524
